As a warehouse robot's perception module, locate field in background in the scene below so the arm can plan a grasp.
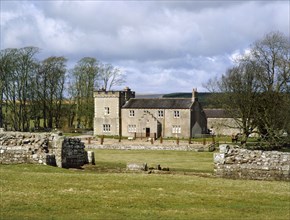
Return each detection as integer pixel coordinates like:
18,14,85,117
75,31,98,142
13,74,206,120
1,150,289,220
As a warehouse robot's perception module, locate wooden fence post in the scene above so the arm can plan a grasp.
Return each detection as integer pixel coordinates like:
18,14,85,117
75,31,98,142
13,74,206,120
212,135,215,144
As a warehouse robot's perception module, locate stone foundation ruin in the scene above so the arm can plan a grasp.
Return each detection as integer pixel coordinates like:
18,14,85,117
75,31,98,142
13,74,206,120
214,145,290,181
0,131,94,168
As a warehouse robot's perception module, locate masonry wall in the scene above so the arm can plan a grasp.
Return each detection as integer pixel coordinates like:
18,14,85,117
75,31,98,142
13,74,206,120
0,132,88,168
207,118,241,136
93,89,135,137
51,135,87,168
214,145,290,181
0,132,54,165
94,92,122,136
164,109,191,138
121,108,192,138
122,109,161,138
191,102,208,137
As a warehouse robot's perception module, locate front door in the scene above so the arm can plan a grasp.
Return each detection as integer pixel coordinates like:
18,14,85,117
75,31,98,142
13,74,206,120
146,127,150,137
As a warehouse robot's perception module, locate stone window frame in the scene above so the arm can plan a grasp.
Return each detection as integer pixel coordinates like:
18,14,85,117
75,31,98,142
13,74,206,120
158,110,164,118
172,125,181,134
128,124,137,133
174,110,180,118
103,124,111,132
104,107,110,115
129,110,135,117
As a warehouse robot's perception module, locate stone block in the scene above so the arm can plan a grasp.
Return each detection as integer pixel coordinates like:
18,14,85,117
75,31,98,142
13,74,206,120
214,153,225,164
87,151,95,165
127,163,148,171
219,144,230,153
281,165,290,171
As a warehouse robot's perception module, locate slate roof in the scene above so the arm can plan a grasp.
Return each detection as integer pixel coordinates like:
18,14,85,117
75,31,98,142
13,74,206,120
204,109,229,118
122,98,194,109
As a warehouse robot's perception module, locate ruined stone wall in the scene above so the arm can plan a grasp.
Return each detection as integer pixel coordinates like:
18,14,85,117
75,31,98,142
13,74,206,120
52,135,87,168
214,145,290,181
0,132,55,165
0,132,89,168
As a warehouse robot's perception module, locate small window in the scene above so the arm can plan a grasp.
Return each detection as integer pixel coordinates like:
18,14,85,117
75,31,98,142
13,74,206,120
129,110,135,117
103,124,111,132
128,125,137,133
174,110,180,118
158,110,164,118
172,125,181,134
104,107,110,115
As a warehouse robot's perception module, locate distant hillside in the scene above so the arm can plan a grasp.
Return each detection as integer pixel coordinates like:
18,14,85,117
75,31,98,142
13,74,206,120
135,94,164,98
163,92,221,108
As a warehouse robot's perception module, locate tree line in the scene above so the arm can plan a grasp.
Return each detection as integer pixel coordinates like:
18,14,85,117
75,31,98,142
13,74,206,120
206,31,290,148
1,31,289,148
0,47,125,131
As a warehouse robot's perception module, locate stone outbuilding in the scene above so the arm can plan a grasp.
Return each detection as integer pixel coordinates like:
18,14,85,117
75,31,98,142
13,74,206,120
94,87,207,139
204,109,241,136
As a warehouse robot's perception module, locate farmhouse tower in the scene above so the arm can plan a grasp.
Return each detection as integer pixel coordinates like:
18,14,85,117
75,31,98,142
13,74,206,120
93,87,135,136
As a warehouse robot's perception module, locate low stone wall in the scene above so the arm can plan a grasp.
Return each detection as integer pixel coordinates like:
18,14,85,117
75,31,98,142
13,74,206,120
86,144,213,152
0,132,91,168
214,145,290,181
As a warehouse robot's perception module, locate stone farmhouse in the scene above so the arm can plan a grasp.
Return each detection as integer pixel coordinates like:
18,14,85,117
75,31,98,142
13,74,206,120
94,87,207,139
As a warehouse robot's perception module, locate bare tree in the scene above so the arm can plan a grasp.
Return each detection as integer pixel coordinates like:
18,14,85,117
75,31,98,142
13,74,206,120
98,63,126,90
36,56,67,129
1,47,39,131
207,60,262,143
69,57,99,129
206,32,290,147
0,49,17,129
252,31,290,93
250,32,290,146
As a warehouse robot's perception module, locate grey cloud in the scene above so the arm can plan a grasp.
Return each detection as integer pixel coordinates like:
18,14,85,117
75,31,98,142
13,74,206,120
115,54,232,93
1,1,289,93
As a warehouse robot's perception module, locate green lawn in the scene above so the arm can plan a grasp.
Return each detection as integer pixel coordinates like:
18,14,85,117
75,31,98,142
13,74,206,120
1,150,289,220
90,150,214,174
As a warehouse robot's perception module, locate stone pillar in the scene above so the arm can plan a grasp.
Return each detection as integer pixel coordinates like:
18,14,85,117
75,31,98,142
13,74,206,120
87,151,95,165
51,134,65,168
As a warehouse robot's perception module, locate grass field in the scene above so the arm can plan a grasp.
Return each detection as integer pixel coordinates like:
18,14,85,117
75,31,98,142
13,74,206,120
1,150,289,220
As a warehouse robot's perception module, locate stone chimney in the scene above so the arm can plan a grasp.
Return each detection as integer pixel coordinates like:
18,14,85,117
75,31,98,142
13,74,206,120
192,88,198,102
124,86,135,101
124,86,130,92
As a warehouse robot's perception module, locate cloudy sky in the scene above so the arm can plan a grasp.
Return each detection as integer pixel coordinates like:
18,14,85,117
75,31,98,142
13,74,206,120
1,1,289,94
